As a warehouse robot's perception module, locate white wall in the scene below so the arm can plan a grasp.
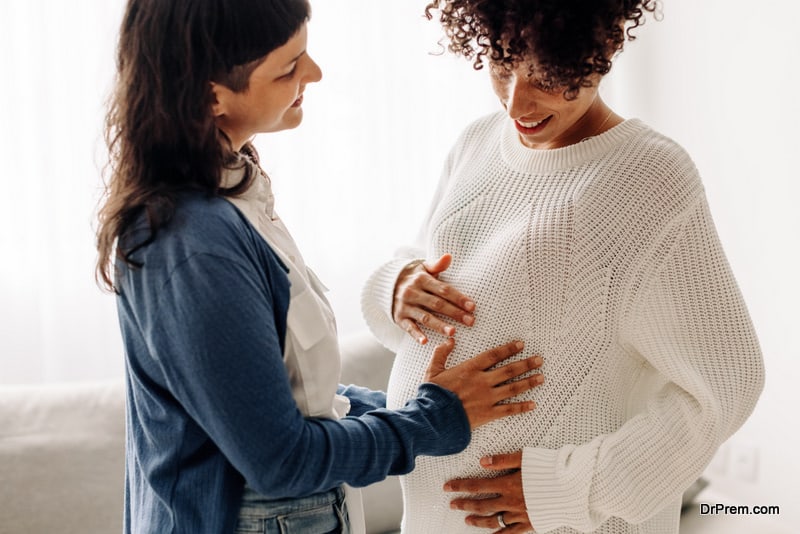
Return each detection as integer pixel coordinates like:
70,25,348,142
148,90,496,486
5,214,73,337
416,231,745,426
0,1,125,382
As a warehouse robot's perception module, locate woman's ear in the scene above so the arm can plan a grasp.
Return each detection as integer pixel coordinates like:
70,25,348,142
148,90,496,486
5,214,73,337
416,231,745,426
210,81,228,118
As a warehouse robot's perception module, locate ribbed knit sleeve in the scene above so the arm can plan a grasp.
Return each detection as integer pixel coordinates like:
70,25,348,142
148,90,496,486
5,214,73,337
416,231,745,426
337,384,386,417
520,196,764,533
360,254,420,352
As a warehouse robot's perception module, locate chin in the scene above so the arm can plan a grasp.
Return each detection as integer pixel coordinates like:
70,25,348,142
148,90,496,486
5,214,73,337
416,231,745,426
264,115,304,135
281,110,305,131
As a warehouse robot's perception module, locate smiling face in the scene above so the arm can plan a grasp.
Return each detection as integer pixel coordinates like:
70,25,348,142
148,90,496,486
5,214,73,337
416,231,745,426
489,61,611,150
212,23,322,151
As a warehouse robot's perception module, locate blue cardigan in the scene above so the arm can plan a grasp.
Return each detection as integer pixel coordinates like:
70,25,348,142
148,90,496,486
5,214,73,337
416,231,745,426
116,193,470,533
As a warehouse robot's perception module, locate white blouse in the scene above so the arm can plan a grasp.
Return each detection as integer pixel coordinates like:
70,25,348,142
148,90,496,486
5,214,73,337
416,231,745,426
222,154,366,532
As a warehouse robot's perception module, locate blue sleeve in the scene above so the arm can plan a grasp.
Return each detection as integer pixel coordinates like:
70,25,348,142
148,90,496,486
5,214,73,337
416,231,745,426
338,384,387,416
140,249,469,498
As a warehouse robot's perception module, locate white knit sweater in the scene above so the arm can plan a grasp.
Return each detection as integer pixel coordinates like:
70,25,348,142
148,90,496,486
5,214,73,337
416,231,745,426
361,112,764,534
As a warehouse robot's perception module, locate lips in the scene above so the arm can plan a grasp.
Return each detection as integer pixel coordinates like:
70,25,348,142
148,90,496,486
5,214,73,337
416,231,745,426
291,94,303,108
515,115,552,135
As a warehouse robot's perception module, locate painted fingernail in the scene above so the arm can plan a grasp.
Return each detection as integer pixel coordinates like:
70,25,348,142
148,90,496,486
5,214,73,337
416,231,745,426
481,456,493,466
515,341,524,350
534,356,543,366
535,374,545,384
463,315,475,326
464,300,475,312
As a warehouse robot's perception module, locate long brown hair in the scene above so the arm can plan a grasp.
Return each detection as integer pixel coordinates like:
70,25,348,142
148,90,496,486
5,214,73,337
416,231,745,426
96,0,310,291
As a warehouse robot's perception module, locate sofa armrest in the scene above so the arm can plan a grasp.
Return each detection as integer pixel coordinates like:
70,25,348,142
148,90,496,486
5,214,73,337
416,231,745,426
0,380,126,533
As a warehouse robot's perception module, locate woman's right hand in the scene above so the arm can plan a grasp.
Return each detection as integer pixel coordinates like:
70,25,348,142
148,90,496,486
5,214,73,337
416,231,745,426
393,253,476,344
425,338,544,429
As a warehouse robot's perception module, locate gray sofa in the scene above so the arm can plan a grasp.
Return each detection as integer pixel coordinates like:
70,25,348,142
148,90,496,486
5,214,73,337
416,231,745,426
0,333,401,534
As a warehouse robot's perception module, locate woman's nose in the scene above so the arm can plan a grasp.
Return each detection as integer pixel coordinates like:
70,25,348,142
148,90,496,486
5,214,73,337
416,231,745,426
304,54,323,84
506,77,535,119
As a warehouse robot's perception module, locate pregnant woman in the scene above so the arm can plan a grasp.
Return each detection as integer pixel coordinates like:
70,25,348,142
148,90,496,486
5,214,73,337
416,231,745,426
361,1,765,532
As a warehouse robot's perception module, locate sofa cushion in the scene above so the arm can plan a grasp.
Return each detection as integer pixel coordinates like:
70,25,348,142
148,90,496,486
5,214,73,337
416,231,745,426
0,380,126,533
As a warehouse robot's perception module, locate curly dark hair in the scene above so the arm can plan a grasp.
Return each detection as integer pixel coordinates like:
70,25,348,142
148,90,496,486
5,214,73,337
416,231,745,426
96,0,310,291
425,0,659,98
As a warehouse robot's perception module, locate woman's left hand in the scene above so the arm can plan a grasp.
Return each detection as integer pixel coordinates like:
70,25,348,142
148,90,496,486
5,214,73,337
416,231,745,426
444,451,534,533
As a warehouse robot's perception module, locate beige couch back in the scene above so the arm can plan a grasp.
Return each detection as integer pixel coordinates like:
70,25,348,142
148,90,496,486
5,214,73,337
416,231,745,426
0,381,125,534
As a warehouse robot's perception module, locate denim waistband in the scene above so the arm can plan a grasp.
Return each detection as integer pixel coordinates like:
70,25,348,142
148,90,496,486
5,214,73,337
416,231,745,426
239,485,345,514
236,485,349,534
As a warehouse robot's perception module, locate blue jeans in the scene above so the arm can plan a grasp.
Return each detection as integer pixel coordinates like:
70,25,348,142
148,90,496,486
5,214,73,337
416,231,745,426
234,486,350,534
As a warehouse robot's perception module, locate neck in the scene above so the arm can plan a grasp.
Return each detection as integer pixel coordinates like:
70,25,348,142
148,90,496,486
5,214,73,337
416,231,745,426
576,100,619,143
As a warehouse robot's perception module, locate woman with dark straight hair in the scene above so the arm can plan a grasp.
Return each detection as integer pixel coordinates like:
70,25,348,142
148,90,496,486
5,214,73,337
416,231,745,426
96,0,545,532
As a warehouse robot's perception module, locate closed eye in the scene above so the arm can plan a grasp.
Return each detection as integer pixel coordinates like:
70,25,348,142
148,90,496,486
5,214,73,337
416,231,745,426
278,64,298,80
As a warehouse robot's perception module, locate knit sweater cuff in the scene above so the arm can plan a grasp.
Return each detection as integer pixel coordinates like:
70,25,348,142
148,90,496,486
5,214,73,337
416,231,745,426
521,445,602,533
361,257,421,352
